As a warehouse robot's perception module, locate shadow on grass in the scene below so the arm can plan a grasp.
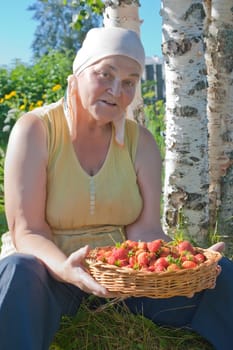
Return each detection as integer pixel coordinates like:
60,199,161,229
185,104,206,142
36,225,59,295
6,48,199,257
51,296,213,350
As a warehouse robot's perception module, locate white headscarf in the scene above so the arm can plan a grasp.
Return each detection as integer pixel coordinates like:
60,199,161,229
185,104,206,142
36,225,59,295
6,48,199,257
66,27,145,146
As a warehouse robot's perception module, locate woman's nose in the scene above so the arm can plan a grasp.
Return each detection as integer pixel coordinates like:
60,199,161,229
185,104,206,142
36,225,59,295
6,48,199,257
108,79,121,96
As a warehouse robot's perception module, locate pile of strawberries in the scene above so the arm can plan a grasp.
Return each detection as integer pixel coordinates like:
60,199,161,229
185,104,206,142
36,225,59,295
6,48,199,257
95,239,207,272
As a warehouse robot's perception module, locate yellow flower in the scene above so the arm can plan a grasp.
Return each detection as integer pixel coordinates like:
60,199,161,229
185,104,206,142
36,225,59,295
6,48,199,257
0,98,4,104
10,91,17,98
19,105,26,110
52,84,62,92
29,103,35,111
5,91,17,99
36,100,43,107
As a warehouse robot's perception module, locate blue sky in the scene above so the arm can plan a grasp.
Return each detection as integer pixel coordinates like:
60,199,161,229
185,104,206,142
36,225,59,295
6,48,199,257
0,0,162,67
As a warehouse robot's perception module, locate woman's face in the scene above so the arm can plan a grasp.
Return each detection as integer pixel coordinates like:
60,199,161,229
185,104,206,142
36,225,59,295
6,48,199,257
76,55,141,125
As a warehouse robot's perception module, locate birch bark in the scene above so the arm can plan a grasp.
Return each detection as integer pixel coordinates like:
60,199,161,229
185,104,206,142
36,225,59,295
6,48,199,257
204,0,233,252
161,0,209,244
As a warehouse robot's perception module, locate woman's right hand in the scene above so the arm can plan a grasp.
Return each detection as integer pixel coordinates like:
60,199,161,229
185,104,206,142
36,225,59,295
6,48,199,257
61,245,110,297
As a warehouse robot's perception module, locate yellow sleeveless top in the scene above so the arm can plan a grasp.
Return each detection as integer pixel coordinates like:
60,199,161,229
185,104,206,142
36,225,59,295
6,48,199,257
1,99,143,256
42,99,144,254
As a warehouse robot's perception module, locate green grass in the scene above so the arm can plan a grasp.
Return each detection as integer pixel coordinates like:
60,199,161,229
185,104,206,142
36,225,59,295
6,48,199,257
50,296,213,350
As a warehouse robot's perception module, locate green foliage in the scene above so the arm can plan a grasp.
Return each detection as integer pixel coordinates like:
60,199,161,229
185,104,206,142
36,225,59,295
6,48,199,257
0,51,73,145
142,81,166,160
28,0,103,59
0,51,74,236
50,296,213,350
105,0,140,7
71,0,104,31
146,99,166,159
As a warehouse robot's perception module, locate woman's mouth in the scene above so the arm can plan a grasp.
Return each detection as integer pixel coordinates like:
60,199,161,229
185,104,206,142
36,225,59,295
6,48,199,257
101,99,117,107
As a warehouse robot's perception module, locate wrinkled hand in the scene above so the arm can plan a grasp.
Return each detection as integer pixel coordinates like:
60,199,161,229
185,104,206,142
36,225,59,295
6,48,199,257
61,245,110,298
208,241,225,253
207,241,225,286
187,241,224,298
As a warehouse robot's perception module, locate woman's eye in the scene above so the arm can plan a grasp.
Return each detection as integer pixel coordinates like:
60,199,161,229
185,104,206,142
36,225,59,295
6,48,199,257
123,80,135,88
99,71,111,79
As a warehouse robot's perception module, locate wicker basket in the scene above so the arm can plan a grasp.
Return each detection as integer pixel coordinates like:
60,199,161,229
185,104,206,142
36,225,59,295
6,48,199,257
86,247,221,298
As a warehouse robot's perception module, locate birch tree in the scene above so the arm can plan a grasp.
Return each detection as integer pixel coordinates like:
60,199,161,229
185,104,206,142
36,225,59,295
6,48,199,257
161,0,209,245
103,0,145,124
204,0,233,252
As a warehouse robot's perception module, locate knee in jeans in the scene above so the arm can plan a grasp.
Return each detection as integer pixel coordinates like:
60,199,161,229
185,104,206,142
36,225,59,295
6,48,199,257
1,253,48,282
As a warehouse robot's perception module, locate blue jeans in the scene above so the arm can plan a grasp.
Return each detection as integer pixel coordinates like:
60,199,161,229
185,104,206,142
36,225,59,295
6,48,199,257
0,254,86,350
0,253,232,350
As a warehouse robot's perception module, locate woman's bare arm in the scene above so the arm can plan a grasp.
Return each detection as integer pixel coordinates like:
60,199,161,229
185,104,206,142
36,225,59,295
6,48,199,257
4,114,65,264
126,125,170,242
4,113,108,296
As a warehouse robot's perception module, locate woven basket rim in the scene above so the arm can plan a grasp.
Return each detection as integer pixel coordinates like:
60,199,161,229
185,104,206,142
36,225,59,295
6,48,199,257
86,246,222,298
86,247,221,276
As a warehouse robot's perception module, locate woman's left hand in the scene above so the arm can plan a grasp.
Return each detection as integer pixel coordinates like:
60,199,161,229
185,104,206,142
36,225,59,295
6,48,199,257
207,241,225,283
61,245,116,298
208,241,225,253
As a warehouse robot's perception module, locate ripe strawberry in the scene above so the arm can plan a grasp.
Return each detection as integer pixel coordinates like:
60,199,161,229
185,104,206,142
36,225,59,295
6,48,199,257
128,255,137,268
177,240,195,255
137,251,150,267
122,240,138,250
182,260,198,269
112,247,128,260
138,241,148,250
135,248,146,258
159,246,171,257
154,257,169,269
194,253,206,264
147,239,163,253
153,264,166,273
96,248,112,262
180,252,195,262
106,255,117,265
167,263,181,272
148,252,157,265
147,265,156,272
115,259,128,267
171,252,179,259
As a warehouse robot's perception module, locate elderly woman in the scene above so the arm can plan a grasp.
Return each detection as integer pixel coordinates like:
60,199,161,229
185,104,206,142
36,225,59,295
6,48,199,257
0,27,232,350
